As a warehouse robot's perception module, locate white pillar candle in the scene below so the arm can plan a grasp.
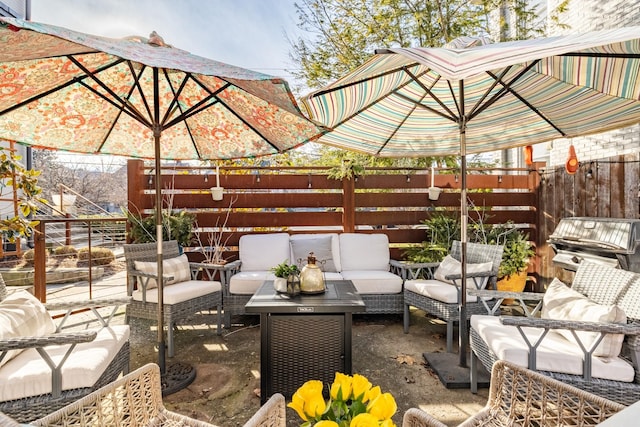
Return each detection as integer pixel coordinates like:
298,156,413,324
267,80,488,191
216,165,220,188
431,166,435,187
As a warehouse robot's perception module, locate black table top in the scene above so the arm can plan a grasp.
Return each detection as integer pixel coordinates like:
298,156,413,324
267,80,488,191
245,280,366,314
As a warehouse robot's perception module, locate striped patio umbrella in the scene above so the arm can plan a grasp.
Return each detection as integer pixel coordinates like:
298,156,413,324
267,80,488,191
302,27,640,367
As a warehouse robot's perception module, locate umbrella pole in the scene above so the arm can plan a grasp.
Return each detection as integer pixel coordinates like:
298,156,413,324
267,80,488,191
459,132,468,368
154,129,166,375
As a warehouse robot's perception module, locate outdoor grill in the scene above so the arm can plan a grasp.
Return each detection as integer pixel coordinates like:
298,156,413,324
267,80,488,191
549,217,640,273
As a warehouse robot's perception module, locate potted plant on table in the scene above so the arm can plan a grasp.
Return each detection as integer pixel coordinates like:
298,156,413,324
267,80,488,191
271,260,300,294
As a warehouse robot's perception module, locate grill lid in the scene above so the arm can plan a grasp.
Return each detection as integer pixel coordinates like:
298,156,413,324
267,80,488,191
549,217,640,254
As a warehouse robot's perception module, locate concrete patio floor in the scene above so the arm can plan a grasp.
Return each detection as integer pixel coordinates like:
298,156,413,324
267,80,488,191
44,268,491,427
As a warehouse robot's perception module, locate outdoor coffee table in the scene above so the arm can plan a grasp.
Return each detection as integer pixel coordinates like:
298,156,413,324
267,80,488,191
245,280,365,404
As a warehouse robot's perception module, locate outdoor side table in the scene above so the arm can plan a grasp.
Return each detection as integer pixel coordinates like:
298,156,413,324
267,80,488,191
245,280,365,404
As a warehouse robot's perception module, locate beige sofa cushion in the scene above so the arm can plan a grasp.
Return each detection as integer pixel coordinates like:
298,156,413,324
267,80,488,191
405,279,479,303
134,254,191,289
0,289,56,369
542,278,626,359
339,233,389,271
239,233,290,271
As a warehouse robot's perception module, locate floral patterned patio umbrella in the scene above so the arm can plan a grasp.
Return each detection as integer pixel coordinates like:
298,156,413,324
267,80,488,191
0,17,324,377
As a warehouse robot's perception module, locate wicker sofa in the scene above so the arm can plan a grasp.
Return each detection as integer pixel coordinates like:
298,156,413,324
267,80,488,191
32,363,286,427
123,240,223,357
0,278,130,423
220,232,405,326
402,360,623,426
470,261,640,405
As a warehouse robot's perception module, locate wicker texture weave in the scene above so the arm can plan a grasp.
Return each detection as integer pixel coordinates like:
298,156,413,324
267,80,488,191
403,241,504,352
470,262,640,405
33,363,286,427
0,276,131,423
123,241,222,356
402,360,623,427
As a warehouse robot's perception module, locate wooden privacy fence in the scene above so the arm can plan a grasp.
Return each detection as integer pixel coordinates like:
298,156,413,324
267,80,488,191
127,159,543,287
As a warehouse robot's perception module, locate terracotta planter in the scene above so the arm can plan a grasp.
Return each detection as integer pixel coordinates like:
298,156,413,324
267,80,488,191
496,271,528,304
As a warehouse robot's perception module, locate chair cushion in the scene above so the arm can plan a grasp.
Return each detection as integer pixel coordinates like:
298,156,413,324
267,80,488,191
229,271,275,295
239,233,290,271
405,279,478,303
132,280,221,304
339,271,403,294
290,234,340,272
339,234,389,271
541,278,626,359
0,325,130,402
134,254,191,289
434,255,493,288
0,289,56,369
471,315,634,382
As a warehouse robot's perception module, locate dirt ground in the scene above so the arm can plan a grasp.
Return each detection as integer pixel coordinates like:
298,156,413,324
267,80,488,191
127,310,490,427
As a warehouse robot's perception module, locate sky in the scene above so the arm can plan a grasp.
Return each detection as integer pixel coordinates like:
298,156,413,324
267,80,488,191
28,0,308,169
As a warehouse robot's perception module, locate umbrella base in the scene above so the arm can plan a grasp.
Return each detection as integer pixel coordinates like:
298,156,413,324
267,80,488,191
423,352,490,389
161,362,196,396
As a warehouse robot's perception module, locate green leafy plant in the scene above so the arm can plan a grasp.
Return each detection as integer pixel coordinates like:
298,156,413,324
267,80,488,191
126,210,196,247
0,147,45,241
497,229,535,279
271,260,300,278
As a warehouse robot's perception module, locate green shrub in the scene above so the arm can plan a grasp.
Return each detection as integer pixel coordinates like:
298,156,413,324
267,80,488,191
77,247,115,266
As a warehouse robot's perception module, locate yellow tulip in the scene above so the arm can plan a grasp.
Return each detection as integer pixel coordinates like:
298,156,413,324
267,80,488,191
351,374,372,401
367,392,397,421
349,412,379,427
364,385,381,404
331,372,353,400
380,419,397,427
288,380,326,420
316,421,340,427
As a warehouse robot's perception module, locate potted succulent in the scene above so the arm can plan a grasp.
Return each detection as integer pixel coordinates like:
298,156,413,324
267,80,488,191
496,229,535,293
271,260,300,294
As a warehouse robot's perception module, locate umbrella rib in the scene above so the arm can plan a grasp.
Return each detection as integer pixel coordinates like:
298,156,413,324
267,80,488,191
404,69,458,121
160,69,203,158
310,63,420,98
94,62,154,154
68,56,152,127
0,55,127,117
376,91,428,156
561,52,640,59
486,69,568,137
467,66,513,118
162,80,226,130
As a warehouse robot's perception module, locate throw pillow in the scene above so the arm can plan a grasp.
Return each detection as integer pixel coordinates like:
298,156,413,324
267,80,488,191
134,254,191,289
290,235,337,272
0,289,57,368
434,255,493,289
542,278,626,359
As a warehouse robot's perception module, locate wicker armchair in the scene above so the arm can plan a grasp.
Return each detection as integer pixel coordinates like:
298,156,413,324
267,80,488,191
0,278,131,423
402,241,504,352
402,360,623,427
470,262,640,405
33,363,286,427
123,241,223,357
